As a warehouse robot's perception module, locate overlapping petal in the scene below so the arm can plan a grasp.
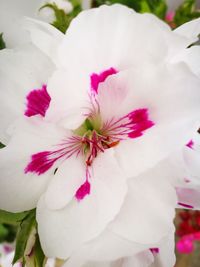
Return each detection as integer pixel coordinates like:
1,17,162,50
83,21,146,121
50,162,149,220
109,162,177,244
0,44,54,143
0,117,66,212
37,150,127,259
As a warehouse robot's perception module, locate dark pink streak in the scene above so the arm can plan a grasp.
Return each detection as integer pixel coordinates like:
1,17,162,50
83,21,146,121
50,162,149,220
178,202,194,209
150,248,159,254
25,84,51,117
90,67,117,94
25,151,56,175
75,180,91,201
127,109,154,138
186,139,194,149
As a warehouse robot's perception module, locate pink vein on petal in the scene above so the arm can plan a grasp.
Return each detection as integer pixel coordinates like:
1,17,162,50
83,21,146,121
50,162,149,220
25,84,51,117
90,67,118,94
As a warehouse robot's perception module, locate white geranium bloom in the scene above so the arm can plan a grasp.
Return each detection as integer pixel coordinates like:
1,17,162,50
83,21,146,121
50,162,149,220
0,4,200,265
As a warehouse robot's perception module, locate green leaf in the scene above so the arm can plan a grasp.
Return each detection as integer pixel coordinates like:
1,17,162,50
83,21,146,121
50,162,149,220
13,210,36,265
0,223,17,243
0,33,6,50
91,0,167,18
0,223,9,242
174,0,200,27
0,210,30,225
92,0,141,11
140,0,151,13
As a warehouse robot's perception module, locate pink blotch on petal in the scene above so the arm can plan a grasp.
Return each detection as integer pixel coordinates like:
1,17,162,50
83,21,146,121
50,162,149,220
186,139,194,149
25,151,56,175
75,180,91,201
127,109,154,139
90,67,118,94
150,248,159,254
25,84,51,117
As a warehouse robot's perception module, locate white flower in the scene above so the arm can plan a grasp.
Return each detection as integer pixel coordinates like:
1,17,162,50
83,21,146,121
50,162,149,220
0,4,200,266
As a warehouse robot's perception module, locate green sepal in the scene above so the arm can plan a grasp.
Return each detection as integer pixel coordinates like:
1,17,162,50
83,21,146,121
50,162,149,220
0,210,30,225
13,210,36,265
0,33,6,50
40,1,82,33
25,234,46,267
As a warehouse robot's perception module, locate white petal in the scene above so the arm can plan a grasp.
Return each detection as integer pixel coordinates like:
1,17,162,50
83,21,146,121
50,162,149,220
23,17,64,65
173,46,200,78
58,5,182,81
110,162,177,244
64,230,151,267
113,62,200,177
45,70,87,128
177,187,200,209
0,117,66,212
176,136,200,209
0,0,41,47
174,18,200,44
37,149,127,259
151,233,175,267
122,250,154,267
0,44,54,144
44,156,86,210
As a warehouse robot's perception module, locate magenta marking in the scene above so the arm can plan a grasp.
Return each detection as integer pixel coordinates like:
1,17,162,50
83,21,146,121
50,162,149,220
150,248,159,254
90,67,117,94
25,151,56,175
25,84,51,117
178,202,194,209
101,108,154,141
186,139,194,149
126,109,154,139
75,180,91,201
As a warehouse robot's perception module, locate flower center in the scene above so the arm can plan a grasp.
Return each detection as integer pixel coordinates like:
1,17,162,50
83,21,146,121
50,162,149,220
24,67,154,201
